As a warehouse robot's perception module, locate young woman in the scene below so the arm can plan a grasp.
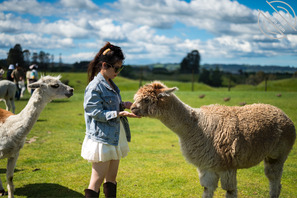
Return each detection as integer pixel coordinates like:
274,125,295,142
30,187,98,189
81,42,140,198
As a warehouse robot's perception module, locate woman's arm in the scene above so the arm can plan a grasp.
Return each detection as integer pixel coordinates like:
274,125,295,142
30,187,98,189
118,111,140,118
84,89,118,122
119,101,140,118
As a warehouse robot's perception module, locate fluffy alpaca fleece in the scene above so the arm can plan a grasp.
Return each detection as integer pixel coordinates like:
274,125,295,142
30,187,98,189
0,76,73,198
0,80,16,113
131,81,296,198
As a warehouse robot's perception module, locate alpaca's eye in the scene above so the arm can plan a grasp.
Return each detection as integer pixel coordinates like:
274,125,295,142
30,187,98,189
51,84,59,88
144,98,150,103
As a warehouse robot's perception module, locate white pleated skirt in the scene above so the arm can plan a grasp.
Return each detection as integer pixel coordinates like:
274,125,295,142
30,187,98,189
81,121,130,163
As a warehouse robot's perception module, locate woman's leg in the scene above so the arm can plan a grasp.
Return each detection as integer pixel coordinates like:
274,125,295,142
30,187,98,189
105,160,120,183
104,160,120,197
88,161,111,192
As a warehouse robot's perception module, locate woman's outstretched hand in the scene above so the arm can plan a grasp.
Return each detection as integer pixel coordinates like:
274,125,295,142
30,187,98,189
118,111,141,118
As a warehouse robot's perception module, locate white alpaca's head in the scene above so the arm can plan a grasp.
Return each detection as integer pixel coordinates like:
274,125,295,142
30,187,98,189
28,75,74,100
131,81,177,117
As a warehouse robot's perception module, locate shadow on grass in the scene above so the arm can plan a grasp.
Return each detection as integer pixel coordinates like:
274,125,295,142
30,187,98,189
36,119,47,122
15,183,84,198
52,100,70,103
0,168,23,174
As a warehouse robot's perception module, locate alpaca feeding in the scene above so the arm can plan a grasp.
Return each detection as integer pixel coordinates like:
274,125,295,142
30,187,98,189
0,76,73,198
0,80,16,113
131,81,296,198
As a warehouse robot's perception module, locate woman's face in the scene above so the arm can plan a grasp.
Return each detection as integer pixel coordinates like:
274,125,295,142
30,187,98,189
101,61,123,80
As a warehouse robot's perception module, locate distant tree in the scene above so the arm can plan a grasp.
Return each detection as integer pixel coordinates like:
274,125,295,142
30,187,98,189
238,69,246,84
210,67,223,87
255,71,266,83
198,67,222,87
23,49,30,67
32,52,38,64
0,59,7,69
180,50,200,74
7,44,25,66
120,65,136,79
198,68,211,85
44,52,50,73
37,51,45,73
247,71,266,85
38,51,45,63
73,61,89,72
59,53,63,67
50,54,54,71
152,67,170,74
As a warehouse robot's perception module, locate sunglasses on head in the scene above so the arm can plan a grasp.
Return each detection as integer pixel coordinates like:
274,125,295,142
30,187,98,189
106,63,124,73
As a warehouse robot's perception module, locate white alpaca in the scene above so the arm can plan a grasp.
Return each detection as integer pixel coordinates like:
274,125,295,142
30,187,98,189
131,81,296,198
0,76,73,198
0,80,16,113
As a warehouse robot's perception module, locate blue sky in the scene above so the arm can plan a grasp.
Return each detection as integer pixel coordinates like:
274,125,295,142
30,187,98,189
1,0,297,67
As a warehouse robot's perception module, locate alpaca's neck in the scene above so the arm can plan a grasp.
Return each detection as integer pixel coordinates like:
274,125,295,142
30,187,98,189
13,89,51,138
158,94,199,139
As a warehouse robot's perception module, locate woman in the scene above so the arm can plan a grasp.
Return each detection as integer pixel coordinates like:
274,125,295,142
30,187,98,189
81,42,140,198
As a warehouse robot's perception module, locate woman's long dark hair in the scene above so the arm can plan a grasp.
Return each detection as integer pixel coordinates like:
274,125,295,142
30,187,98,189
87,42,125,82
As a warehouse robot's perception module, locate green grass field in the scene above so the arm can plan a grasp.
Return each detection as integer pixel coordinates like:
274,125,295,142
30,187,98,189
0,73,296,197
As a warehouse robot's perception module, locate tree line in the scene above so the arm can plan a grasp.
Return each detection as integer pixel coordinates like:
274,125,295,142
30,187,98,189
1,44,296,88
1,44,55,74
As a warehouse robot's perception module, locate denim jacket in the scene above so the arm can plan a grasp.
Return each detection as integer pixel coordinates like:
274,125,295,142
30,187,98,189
84,72,131,146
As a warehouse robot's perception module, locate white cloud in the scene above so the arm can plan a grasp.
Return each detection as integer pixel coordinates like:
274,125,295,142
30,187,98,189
0,0,57,16
67,52,95,63
0,12,33,33
110,0,257,36
39,20,90,38
287,34,297,46
0,33,74,50
111,0,179,28
0,0,296,65
0,49,7,59
60,0,99,10
89,18,127,41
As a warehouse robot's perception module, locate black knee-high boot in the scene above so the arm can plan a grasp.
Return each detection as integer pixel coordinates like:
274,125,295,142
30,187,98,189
84,189,100,198
103,182,117,198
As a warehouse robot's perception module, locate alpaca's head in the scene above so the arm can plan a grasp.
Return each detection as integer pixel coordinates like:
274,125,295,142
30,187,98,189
28,75,74,100
131,81,178,117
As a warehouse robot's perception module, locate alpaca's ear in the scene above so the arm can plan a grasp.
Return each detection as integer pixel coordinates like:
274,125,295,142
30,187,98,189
157,87,178,98
28,82,45,89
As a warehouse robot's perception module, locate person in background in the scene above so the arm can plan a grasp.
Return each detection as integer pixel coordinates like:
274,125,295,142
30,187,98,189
26,65,33,94
11,63,25,100
18,77,26,98
81,42,140,198
0,67,4,80
27,64,39,95
7,64,14,81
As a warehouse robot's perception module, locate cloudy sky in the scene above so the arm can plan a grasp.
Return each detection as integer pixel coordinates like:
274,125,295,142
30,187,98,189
1,0,297,66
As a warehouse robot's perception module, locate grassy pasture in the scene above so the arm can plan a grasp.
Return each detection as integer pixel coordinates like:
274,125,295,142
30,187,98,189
0,73,296,197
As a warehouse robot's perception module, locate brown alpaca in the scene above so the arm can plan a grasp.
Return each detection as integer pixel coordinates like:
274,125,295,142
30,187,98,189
131,81,296,198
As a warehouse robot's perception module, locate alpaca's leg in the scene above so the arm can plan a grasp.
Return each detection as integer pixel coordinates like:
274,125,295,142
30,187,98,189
2,99,9,111
6,153,19,198
0,177,5,196
198,169,219,198
220,170,237,198
264,157,285,198
10,99,15,114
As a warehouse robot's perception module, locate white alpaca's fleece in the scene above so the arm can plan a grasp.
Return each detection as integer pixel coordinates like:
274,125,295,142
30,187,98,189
0,76,73,198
